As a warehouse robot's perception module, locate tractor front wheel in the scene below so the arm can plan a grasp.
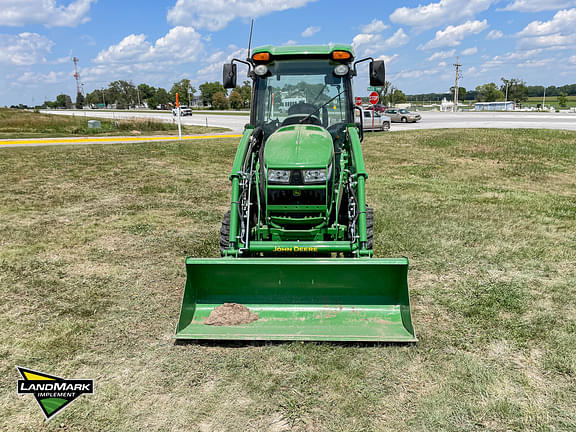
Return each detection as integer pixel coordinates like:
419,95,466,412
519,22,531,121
366,206,374,250
219,210,231,255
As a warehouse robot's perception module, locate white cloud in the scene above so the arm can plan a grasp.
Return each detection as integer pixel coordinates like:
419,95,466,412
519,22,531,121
518,33,576,49
0,0,96,27
353,28,409,56
480,49,543,70
167,0,316,31
375,54,399,64
461,46,478,55
361,19,389,33
486,29,503,40
517,9,576,50
196,46,246,79
94,27,203,66
570,55,576,63
517,8,576,36
427,49,456,61
390,0,495,30
301,26,320,37
16,71,68,85
420,20,488,49
501,0,576,12
284,40,298,46
517,58,554,68
0,32,54,65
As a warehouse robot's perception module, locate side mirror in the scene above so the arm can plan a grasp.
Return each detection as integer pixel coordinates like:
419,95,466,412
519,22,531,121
223,63,237,89
369,61,386,86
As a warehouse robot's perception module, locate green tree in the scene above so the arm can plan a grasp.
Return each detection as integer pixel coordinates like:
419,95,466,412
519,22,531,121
55,94,69,108
379,81,392,106
476,83,504,102
558,93,568,107
238,80,252,108
500,78,528,103
212,92,229,110
75,92,85,109
229,90,243,109
199,81,226,107
106,80,137,108
170,79,196,106
390,89,407,105
137,83,156,107
450,86,466,101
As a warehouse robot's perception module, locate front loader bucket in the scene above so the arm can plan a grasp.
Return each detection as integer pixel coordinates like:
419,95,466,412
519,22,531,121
175,258,416,342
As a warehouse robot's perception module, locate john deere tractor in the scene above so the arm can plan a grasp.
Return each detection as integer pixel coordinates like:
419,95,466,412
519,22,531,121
175,45,416,342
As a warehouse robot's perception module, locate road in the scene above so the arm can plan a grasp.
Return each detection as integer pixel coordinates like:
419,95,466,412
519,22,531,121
2,109,573,148
395,110,576,131
40,109,576,132
40,109,248,131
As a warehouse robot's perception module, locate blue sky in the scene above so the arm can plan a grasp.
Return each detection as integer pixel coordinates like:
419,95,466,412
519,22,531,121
1,0,575,105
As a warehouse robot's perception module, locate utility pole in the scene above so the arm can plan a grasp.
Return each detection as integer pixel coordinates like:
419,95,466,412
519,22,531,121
542,87,546,109
453,56,461,112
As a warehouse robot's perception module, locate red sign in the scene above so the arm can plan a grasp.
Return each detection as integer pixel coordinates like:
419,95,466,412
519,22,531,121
369,91,379,105
354,96,362,106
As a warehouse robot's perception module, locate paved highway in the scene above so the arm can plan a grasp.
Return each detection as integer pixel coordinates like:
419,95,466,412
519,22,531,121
40,109,248,131
40,109,576,132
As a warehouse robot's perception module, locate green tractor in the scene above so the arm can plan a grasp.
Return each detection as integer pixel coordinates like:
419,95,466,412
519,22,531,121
175,45,416,342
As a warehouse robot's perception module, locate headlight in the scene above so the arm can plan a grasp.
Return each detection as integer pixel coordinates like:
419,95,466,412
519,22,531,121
254,64,268,76
333,64,349,76
303,169,327,183
268,169,290,184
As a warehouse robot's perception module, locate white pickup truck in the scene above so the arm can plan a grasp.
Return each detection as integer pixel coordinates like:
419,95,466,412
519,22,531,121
355,107,391,131
172,106,193,116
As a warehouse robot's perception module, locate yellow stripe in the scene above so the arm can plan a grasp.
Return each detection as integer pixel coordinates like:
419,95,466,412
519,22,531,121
0,134,242,146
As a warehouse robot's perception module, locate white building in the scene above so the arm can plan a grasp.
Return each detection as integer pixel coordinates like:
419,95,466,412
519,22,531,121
475,101,515,111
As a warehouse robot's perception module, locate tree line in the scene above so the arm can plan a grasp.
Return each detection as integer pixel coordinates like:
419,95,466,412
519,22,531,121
42,79,252,110
408,78,576,106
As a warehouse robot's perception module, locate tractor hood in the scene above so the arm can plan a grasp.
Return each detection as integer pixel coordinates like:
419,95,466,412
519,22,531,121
264,124,333,169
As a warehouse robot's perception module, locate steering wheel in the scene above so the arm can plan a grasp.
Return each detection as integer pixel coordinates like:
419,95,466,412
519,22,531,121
288,102,317,115
281,114,321,127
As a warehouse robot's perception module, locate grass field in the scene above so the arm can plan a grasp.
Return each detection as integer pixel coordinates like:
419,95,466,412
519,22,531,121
0,129,575,431
0,109,226,139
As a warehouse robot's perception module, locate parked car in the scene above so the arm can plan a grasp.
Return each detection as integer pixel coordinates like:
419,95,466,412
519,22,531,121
365,104,387,113
355,107,391,131
172,105,193,116
385,108,421,123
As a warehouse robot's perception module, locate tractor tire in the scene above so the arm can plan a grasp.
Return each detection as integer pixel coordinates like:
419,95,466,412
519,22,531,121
401,117,408,123
366,206,374,250
219,210,231,255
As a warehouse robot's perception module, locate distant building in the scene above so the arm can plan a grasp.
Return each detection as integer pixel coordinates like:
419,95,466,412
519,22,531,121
475,101,515,111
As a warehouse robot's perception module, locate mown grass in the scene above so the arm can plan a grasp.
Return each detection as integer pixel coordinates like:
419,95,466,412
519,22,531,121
0,108,226,138
0,129,574,431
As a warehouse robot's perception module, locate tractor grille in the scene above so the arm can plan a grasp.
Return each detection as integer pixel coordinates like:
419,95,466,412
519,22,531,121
267,189,326,206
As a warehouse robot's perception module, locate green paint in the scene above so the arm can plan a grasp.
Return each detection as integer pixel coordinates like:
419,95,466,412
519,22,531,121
176,259,416,342
175,44,415,341
252,44,354,58
264,125,333,169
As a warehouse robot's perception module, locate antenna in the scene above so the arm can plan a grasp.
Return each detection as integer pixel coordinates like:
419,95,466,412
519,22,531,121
72,57,83,95
247,18,254,60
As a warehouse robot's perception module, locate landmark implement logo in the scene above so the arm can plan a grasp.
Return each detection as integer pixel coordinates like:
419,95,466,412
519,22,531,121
16,366,94,421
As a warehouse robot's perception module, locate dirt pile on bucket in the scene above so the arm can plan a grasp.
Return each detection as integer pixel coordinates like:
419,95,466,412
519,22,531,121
205,303,259,326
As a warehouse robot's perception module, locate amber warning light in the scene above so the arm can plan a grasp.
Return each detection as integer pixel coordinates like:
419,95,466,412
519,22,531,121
252,52,271,62
331,51,351,60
